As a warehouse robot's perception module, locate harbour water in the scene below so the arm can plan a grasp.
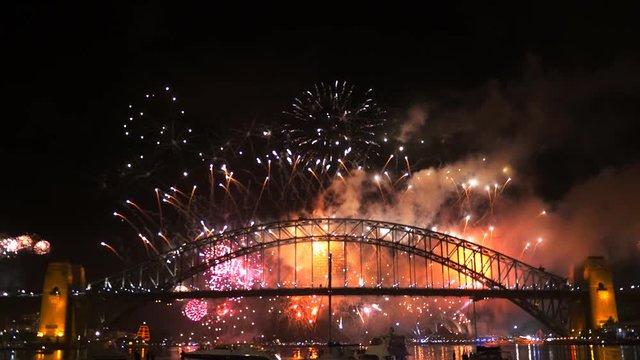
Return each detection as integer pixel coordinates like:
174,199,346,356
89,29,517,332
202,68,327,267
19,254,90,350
2,344,640,360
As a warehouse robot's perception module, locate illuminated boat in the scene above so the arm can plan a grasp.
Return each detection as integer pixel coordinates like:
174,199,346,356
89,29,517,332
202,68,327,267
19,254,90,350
315,342,361,360
180,344,282,360
482,338,511,347
314,331,409,360
514,336,543,345
359,332,409,360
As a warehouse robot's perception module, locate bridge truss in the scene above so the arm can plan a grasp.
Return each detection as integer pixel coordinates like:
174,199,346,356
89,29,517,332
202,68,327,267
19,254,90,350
89,218,571,334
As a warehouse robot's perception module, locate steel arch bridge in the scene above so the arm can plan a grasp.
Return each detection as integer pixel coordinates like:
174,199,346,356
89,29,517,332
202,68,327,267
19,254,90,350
89,218,571,334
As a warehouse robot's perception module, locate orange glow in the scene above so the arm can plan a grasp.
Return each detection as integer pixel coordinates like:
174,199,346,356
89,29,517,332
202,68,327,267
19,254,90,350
598,290,609,300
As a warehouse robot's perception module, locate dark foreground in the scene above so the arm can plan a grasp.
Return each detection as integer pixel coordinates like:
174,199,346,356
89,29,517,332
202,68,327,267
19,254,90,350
2,344,640,360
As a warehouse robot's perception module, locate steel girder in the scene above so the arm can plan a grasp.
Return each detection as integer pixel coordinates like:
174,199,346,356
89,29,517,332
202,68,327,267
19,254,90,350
88,218,570,334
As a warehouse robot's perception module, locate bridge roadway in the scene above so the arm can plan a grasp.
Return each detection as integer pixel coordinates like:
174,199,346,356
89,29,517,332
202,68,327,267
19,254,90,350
3,288,640,329
87,287,580,301
5,288,640,301
0,287,578,316
3,288,640,313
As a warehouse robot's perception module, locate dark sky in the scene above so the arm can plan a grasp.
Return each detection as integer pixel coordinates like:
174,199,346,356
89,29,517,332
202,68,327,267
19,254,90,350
2,2,640,287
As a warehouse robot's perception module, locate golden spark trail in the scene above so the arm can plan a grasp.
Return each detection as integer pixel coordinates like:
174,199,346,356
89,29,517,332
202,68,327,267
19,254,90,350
288,156,301,184
164,193,186,210
488,226,494,244
519,242,530,258
374,175,386,203
499,177,512,194
251,176,269,220
208,165,216,210
100,241,124,261
308,168,321,185
157,232,172,248
188,185,197,208
218,183,243,220
113,212,144,235
142,237,160,255
462,215,471,236
383,171,392,185
481,232,488,246
485,186,495,216
531,237,543,256
125,200,155,223
172,187,188,199
267,160,272,180
154,188,163,228
448,177,462,199
338,159,351,176
393,173,409,187
381,154,394,174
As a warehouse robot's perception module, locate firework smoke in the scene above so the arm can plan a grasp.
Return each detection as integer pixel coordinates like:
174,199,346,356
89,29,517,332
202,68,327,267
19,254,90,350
111,66,640,339
396,105,428,144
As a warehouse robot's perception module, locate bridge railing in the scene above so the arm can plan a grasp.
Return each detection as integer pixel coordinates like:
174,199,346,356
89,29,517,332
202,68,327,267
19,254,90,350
87,218,571,333
91,218,568,292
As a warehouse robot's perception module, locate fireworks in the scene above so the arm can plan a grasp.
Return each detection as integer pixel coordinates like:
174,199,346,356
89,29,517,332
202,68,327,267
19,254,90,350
284,296,323,328
183,299,208,321
110,82,555,341
1,234,50,258
120,86,204,185
281,81,386,169
204,242,262,291
33,240,50,255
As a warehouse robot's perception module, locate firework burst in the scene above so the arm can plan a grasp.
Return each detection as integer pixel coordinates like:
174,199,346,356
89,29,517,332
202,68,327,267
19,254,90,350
1,234,50,259
120,86,205,185
281,81,386,169
183,299,208,321
110,82,554,341
203,241,262,291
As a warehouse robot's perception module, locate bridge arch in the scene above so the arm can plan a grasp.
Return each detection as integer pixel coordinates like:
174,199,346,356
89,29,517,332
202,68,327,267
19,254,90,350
90,218,570,334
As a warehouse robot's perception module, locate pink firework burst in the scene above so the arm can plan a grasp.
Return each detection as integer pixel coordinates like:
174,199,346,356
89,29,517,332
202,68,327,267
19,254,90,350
183,299,208,321
204,241,261,291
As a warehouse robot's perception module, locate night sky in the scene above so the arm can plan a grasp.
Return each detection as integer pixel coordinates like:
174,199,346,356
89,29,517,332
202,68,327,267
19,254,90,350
3,2,640,289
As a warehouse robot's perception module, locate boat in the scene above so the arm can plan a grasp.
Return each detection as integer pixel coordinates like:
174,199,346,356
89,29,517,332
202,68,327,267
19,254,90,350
482,338,511,347
468,345,508,360
313,256,409,360
359,330,409,360
316,342,361,360
514,336,543,345
180,344,282,360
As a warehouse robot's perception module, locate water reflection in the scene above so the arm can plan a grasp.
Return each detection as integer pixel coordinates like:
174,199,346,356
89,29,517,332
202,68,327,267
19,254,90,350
1,344,639,360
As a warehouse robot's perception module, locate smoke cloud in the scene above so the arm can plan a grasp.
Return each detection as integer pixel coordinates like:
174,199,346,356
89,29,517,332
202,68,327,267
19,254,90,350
301,60,640,336
396,104,428,143
314,59,640,277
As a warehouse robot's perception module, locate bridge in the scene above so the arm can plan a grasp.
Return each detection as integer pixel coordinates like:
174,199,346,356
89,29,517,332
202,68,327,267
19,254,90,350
88,218,571,334
3,218,627,344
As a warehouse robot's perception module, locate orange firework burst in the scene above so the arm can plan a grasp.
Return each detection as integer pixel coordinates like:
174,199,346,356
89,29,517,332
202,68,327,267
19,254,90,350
285,296,323,328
